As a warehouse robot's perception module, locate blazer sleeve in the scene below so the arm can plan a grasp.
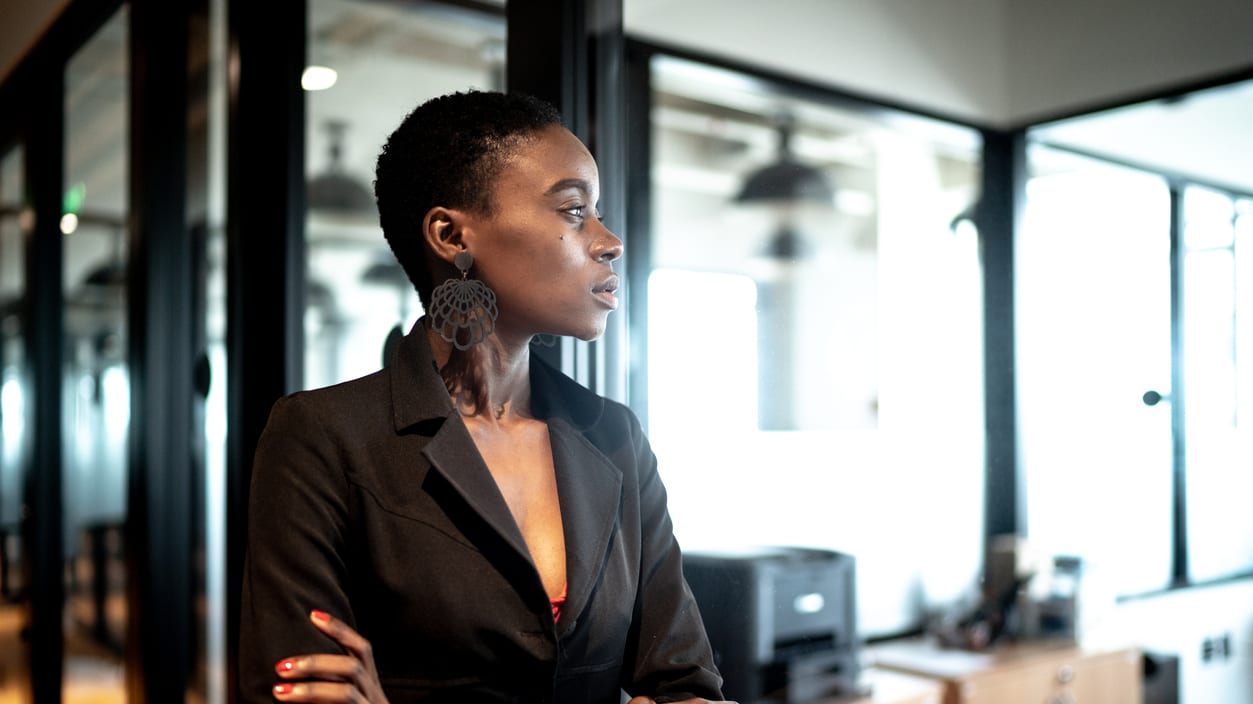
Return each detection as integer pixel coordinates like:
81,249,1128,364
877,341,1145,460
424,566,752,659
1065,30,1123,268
620,416,725,702
238,393,356,703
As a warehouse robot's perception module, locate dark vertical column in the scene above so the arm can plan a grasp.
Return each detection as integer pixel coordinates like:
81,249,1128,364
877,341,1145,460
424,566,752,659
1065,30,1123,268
976,128,1026,559
624,41,652,424
126,0,193,699
224,0,306,699
24,69,65,704
1167,183,1188,586
507,0,627,399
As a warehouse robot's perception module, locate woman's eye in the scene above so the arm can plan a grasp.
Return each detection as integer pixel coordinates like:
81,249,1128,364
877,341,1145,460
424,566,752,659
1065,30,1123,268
564,206,586,219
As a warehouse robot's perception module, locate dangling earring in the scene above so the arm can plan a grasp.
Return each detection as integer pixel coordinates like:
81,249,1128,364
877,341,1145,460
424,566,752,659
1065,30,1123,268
429,251,498,350
530,334,558,348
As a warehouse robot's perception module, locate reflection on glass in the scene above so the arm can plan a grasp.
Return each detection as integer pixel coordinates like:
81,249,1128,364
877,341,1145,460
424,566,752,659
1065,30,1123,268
0,142,31,700
1019,147,1173,597
1238,201,1253,429
189,0,230,701
304,0,505,390
63,7,129,701
1183,187,1250,583
645,56,985,636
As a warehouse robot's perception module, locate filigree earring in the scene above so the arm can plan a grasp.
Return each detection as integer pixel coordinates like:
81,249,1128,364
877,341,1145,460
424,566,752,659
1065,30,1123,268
429,251,498,350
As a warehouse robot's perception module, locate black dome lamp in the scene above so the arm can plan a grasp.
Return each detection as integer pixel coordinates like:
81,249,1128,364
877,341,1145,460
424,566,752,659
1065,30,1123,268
734,114,835,209
308,119,376,216
734,114,835,261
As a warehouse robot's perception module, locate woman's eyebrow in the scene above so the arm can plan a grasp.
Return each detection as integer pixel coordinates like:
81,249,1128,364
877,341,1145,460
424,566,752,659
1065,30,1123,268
544,178,593,197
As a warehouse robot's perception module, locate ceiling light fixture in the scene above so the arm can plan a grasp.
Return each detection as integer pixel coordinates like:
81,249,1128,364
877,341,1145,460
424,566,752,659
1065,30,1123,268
307,120,375,216
301,65,338,91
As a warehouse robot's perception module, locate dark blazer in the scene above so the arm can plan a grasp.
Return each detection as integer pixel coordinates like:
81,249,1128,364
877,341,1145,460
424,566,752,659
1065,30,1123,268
239,323,723,703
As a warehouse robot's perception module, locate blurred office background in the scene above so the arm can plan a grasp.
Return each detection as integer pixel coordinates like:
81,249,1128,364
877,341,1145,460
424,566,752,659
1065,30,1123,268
0,0,1250,701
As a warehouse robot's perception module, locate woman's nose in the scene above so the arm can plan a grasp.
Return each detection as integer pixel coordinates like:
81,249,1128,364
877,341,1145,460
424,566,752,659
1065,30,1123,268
593,225,624,263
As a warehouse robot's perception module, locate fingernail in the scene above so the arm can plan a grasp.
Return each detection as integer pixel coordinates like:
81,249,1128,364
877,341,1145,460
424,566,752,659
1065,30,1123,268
275,658,295,674
311,609,330,623
273,683,293,695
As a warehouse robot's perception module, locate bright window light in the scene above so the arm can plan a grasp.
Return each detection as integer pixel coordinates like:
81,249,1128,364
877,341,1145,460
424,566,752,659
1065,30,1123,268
301,65,338,91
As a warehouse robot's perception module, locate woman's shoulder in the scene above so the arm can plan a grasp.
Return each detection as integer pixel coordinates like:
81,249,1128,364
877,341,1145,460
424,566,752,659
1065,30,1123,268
263,368,393,437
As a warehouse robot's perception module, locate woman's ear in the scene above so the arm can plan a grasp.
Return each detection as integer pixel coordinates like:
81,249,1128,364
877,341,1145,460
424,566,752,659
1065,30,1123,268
422,206,465,265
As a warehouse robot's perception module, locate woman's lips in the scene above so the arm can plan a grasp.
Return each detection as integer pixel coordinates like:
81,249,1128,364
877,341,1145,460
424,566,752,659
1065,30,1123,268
593,275,620,309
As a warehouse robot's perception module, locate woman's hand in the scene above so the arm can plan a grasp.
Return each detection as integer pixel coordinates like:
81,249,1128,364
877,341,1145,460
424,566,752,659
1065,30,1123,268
627,698,738,704
272,610,390,703
623,691,731,696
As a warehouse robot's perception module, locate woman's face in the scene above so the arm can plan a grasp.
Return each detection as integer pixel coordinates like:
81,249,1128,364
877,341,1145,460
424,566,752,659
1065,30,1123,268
461,125,623,342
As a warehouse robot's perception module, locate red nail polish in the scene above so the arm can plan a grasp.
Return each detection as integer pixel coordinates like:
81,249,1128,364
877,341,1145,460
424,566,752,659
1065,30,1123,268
275,659,295,674
273,683,293,695
311,609,330,622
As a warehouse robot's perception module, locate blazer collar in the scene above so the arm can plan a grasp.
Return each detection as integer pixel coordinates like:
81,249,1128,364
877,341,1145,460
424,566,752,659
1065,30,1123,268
388,320,621,627
389,319,605,433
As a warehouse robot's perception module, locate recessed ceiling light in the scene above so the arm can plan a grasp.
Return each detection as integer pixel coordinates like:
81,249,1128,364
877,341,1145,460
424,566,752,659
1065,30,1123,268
302,66,338,91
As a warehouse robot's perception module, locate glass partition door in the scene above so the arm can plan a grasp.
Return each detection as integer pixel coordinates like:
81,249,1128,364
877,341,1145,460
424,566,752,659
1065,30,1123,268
63,6,130,701
1183,188,1253,583
303,0,505,390
0,140,31,702
1019,148,1174,600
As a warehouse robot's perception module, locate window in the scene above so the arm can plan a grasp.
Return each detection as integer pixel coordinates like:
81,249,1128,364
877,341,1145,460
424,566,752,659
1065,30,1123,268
641,56,985,636
303,0,505,390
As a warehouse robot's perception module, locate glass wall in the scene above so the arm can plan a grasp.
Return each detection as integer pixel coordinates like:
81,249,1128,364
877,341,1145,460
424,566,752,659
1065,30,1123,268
1018,147,1174,604
1022,135,1253,611
189,0,230,701
303,0,505,390
62,6,129,700
644,56,985,636
0,142,30,700
1183,188,1252,583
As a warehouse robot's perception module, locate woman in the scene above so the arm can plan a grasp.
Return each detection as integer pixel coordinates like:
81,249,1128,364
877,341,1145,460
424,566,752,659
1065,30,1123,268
239,90,731,703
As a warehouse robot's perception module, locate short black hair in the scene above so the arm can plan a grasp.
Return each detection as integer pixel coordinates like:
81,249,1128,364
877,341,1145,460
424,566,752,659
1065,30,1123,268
374,90,563,306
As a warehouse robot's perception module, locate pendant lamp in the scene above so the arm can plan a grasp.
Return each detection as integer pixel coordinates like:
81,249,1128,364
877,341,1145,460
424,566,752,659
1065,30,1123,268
308,119,375,216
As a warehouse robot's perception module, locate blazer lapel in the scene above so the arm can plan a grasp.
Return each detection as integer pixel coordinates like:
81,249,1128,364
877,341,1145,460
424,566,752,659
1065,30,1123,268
548,418,623,635
389,320,624,626
389,322,540,589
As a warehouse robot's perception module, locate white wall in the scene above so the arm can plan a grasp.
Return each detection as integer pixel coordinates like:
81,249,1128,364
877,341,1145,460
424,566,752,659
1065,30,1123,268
1088,581,1253,704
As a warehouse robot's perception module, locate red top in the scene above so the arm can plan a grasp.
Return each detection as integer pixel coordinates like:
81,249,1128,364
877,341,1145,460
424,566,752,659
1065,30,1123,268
550,582,568,622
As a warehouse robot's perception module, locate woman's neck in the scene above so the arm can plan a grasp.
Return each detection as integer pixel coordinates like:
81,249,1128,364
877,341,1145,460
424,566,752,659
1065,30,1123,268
426,322,533,422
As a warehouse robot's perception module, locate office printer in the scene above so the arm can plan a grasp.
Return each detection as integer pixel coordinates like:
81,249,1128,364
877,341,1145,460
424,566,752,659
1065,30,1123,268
683,547,859,703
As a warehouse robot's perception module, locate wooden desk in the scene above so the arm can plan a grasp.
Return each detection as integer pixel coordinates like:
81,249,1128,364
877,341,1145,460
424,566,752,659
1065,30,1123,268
865,639,1141,704
806,668,944,704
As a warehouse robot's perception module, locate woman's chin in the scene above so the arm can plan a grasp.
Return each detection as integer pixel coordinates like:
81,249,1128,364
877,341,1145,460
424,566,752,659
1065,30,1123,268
571,320,607,342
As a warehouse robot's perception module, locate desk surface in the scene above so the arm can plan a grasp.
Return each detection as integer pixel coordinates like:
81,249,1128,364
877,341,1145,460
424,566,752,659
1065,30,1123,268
811,667,944,704
864,637,1131,680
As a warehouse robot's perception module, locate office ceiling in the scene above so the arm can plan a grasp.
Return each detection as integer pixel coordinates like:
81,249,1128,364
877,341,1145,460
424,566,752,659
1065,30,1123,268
624,0,1253,193
1029,80,1253,194
3,0,1250,194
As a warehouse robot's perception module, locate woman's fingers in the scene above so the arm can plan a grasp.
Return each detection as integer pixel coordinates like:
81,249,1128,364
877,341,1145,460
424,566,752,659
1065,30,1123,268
271,612,388,702
275,654,365,683
309,610,375,665
273,680,367,703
